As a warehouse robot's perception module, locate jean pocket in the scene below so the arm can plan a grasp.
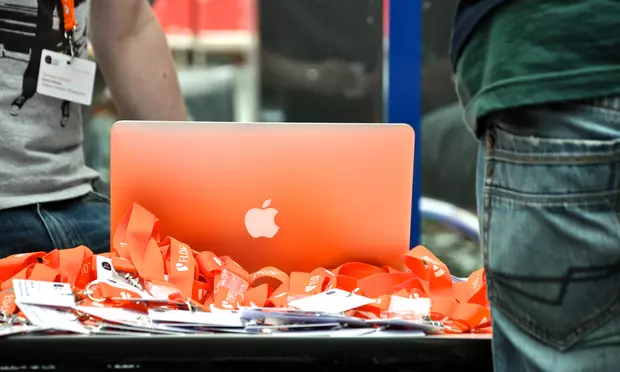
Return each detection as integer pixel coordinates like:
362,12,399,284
482,125,620,350
84,191,110,204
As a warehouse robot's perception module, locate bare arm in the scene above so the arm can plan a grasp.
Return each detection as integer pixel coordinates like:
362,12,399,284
90,0,187,121
261,50,360,96
261,50,318,91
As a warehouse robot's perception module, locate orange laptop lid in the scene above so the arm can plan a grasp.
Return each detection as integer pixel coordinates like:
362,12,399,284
110,122,415,273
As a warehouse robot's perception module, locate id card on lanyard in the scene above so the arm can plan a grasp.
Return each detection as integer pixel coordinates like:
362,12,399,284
36,0,97,108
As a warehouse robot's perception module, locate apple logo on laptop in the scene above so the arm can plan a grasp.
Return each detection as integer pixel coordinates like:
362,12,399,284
244,199,279,238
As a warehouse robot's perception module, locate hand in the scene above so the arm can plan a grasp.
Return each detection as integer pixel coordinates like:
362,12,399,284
304,60,360,97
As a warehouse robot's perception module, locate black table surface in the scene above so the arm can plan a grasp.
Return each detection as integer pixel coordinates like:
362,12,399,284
0,334,492,371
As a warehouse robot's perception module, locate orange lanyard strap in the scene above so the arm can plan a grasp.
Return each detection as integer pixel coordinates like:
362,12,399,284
0,203,492,333
109,203,492,332
61,0,76,32
0,291,17,317
60,0,76,56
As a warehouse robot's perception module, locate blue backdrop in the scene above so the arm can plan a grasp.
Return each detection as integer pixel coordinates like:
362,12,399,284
387,0,422,248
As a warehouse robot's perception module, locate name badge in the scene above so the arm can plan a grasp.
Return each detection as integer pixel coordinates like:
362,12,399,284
37,49,96,106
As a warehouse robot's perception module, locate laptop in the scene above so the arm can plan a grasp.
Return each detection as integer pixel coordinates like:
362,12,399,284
110,122,414,273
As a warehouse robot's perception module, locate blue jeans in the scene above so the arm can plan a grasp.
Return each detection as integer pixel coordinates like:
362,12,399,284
0,191,110,257
478,97,620,371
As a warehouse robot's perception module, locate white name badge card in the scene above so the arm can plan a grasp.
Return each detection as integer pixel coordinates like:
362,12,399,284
37,49,96,106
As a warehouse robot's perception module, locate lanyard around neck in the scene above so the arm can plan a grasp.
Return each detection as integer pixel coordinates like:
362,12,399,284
59,0,77,57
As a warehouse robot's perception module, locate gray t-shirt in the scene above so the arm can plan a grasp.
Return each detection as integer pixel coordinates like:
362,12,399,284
0,0,98,210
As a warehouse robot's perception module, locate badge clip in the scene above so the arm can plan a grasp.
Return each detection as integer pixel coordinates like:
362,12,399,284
64,26,77,63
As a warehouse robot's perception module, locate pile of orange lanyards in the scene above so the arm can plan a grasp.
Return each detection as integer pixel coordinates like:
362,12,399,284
0,203,491,334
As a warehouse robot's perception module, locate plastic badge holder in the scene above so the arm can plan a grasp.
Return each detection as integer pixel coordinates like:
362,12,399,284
239,308,369,328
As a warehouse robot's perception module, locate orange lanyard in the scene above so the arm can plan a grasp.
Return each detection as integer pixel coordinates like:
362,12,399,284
61,0,76,32
60,0,77,56
0,203,493,334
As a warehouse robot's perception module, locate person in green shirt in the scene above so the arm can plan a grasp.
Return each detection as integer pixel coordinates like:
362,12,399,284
454,1,620,371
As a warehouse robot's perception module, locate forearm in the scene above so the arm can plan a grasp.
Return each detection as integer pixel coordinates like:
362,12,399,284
261,50,316,91
90,1,187,121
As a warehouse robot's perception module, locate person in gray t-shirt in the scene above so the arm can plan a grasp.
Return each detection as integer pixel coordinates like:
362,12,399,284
0,0,186,257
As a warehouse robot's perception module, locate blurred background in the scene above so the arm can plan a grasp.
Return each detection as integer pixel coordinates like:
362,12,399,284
83,0,481,277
